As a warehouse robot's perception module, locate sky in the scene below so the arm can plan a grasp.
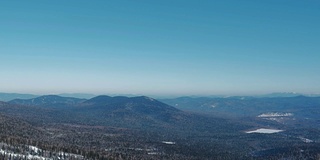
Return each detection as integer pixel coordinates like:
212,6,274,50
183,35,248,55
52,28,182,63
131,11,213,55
0,0,319,96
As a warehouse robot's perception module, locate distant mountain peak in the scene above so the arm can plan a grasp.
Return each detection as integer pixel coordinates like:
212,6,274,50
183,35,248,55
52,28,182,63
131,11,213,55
9,95,86,107
85,95,160,105
87,95,112,101
0,92,38,101
258,92,303,98
84,95,124,105
130,96,156,102
37,95,64,99
83,95,180,113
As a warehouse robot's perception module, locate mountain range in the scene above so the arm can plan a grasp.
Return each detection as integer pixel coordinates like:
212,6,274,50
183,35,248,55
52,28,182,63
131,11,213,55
161,96,320,115
0,92,38,101
1,94,320,159
4,95,200,129
9,95,86,108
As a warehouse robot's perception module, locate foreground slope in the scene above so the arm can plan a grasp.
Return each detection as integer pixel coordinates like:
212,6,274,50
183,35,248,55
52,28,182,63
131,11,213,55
0,110,45,139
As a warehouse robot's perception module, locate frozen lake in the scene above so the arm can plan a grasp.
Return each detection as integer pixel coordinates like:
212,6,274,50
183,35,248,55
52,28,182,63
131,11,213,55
246,128,283,134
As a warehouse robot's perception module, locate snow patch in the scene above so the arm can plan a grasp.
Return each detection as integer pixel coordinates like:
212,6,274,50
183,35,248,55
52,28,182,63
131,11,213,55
29,145,41,153
1,149,48,160
144,96,155,101
258,112,293,117
299,137,314,143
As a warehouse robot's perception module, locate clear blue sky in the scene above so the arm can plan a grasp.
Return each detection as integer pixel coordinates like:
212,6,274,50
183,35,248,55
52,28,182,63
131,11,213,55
0,0,319,96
